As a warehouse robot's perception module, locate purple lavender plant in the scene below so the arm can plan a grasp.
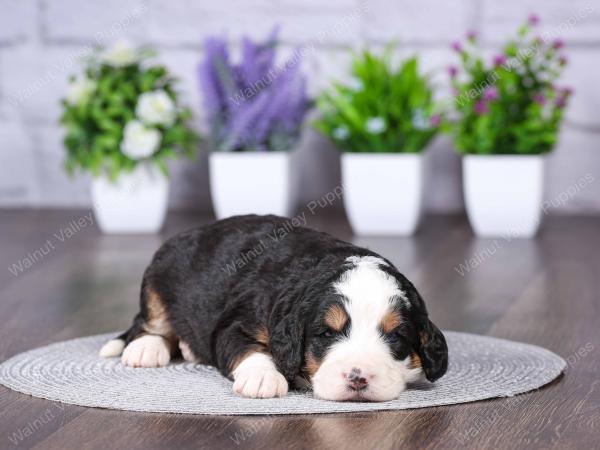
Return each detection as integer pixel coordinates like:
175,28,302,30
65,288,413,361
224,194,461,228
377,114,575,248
198,28,309,152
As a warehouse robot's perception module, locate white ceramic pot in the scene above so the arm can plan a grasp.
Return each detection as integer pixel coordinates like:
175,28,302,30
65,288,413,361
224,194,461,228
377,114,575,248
463,155,545,238
209,151,292,219
341,153,424,235
91,164,169,234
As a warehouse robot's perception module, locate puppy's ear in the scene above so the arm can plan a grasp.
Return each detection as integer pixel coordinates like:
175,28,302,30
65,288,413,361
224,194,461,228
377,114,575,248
416,317,448,382
269,301,305,383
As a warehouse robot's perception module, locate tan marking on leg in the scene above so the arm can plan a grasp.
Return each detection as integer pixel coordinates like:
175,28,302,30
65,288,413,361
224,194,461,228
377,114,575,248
255,325,269,346
381,309,402,333
143,286,173,336
324,304,348,332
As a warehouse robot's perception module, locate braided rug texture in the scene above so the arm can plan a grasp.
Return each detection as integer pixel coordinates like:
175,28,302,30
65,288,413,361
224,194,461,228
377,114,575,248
0,331,565,415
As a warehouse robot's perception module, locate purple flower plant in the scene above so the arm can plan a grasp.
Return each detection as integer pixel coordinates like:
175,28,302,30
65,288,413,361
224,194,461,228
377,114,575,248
451,41,463,53
528,14,540,26
474,100,489,115
483,86,498,101
493,55,508,67
533,93,546,105
429,114,442,127
198,28,309,152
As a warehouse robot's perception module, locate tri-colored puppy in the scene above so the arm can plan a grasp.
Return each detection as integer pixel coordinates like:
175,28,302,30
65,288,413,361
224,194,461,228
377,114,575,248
100,215,448,401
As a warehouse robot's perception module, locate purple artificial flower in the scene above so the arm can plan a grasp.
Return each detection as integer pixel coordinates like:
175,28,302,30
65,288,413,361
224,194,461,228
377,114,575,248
493,55,508,67
561,87,574,96
451,41,463,53
198,37,232,118
556,96,568,108
553,39,565,50
555,86,573,108
474,100,488,115
528,14,540,26
198,28,308,152
429,114,442,127
533,93,546,105
466,30,478,42
448,65,458,78
558,55,568,66
483,86,498,101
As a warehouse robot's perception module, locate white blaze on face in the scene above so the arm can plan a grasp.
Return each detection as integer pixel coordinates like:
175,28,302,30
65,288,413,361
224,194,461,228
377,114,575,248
311,256,421,401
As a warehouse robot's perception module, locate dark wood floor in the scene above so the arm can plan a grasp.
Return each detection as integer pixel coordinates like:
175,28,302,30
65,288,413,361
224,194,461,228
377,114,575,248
1,209,599,450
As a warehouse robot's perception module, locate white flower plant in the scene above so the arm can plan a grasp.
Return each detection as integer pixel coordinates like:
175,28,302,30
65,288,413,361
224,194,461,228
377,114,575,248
61,40,198,180
314,49,441,153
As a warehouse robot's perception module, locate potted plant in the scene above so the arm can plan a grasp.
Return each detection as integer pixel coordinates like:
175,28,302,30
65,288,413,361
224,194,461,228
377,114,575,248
199,29,308,219
449,17,571,237
61,40,198,234
314,50,441,235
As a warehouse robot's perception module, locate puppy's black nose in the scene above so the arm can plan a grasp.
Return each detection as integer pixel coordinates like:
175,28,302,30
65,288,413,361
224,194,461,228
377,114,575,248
346,367,368,391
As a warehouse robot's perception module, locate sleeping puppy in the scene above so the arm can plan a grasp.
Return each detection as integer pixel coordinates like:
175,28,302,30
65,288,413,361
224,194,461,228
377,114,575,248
100,215,448,401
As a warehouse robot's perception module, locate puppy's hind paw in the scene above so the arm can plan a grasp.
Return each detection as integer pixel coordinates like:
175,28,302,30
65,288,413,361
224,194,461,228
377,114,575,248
121,335,171,368
99,339,125,358
179,340,199,363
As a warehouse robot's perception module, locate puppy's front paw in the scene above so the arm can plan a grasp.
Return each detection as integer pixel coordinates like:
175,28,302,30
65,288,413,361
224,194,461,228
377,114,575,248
121,335,171,368
233,368,288,398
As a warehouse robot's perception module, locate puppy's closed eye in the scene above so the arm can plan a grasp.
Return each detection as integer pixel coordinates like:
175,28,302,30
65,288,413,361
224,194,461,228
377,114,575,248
384,329,405,344
320,328,338,339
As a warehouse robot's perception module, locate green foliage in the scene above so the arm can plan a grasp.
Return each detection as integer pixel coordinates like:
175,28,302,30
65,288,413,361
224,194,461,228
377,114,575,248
60,45,199,180
313,49,441,153
449,21,571,155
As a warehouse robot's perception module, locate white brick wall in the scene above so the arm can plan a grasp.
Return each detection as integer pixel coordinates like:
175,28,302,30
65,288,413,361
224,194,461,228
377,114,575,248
481,0,600,44
0,0,599,214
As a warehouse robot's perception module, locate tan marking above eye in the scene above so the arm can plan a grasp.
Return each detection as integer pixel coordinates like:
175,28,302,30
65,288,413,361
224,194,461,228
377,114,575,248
381,309,402,334
324,303,348,332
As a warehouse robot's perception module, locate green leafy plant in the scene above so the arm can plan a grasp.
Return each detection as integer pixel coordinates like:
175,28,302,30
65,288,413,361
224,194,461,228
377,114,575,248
60,40,199,180
314,49,441,153
449,16,571,155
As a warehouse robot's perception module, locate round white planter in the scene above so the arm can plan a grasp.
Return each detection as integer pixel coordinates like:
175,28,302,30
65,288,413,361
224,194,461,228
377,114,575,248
209,151,292,219
342,153,424,235
91,164,169,234
463,155,545,238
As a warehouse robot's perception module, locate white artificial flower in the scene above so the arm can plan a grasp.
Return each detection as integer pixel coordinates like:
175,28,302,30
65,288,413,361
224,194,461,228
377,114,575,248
347,76,364,92
366,117,386,134
121,120,161,160
333,126,350,140
65,76,96,105
136,90,176,127
412,109,428,130
102,40,138,68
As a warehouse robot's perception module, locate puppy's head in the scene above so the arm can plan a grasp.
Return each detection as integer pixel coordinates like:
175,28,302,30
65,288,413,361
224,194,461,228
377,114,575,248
293,255,447,402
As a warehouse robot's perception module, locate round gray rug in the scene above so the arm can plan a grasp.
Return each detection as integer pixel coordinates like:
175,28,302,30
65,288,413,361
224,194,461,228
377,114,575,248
0,331,565,415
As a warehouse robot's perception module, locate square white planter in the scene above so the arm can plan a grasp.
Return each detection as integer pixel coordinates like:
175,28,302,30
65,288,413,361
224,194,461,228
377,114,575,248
209,152,292,219
463,155,545,238
341,153,424,235
91,164,169,234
